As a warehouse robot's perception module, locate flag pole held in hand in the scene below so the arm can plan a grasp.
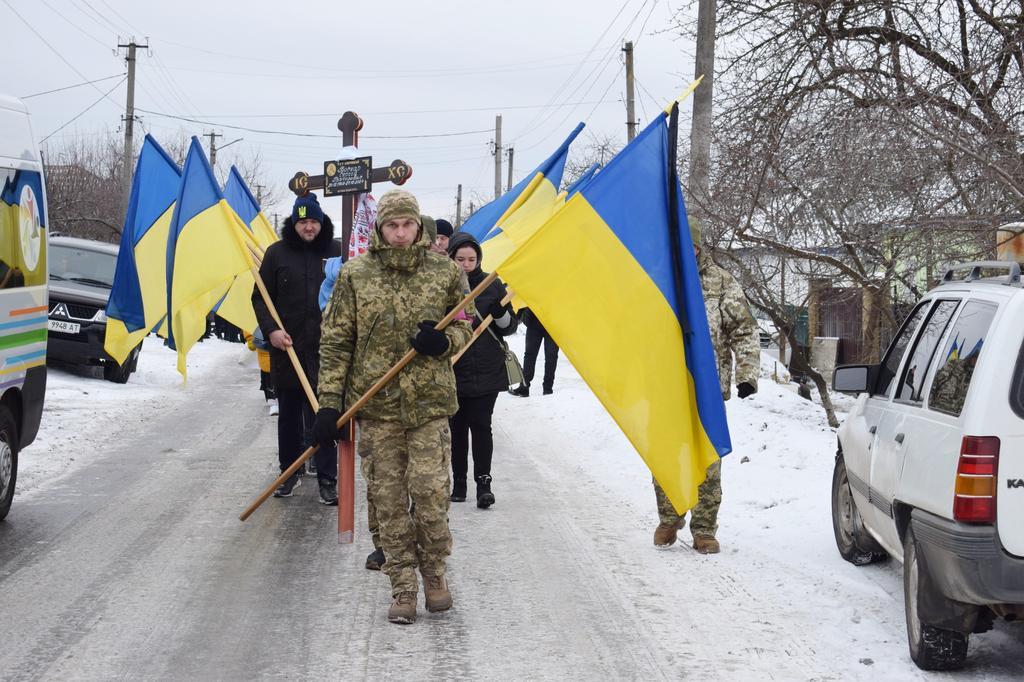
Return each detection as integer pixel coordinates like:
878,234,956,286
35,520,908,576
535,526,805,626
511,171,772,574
451,289,514,365
239,270,497,522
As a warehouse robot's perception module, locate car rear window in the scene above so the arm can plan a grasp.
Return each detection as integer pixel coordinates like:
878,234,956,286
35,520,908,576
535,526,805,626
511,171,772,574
928,300,997,416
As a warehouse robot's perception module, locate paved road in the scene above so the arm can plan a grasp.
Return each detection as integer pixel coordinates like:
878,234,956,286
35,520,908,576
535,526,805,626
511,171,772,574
0,361,672,681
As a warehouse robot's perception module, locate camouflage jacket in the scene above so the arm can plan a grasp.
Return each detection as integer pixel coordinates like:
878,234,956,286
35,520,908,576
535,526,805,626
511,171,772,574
319,224,473,427
699,250,761,394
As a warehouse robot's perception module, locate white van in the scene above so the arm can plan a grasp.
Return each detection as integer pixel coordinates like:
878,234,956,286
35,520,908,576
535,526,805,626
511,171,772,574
0,95,49,521
832,261,1024,670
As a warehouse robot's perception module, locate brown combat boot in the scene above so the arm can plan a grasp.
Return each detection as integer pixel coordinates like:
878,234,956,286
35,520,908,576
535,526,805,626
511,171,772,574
693,534,720,554
387,591,417,624
422,573,453,613
654,522,680,547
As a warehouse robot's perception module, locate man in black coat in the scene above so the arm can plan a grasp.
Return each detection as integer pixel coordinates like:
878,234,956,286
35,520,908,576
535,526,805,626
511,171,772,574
253,194,342,503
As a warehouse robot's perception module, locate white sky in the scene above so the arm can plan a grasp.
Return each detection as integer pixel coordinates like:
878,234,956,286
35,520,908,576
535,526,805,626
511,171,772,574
3,0,697,223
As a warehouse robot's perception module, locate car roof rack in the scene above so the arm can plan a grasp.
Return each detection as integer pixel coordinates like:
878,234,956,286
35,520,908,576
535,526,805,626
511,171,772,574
940,261,1022,287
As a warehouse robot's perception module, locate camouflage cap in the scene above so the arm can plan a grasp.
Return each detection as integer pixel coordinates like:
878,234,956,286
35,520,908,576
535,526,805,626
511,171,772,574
376,189,421,227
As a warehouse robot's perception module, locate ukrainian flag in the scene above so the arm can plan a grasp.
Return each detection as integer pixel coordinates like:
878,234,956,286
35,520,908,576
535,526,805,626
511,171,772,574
166,138,256,376
460,123,584,243
216,166,280,336
224,166,278,249
495,114,731,514
105,135,181,365
474,124,585,270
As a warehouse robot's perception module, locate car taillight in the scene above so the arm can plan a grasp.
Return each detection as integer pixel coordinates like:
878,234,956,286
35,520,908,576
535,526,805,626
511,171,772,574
953,436,1000,523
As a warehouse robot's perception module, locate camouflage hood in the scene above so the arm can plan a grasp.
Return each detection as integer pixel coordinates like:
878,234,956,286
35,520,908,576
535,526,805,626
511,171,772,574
367,217,431,273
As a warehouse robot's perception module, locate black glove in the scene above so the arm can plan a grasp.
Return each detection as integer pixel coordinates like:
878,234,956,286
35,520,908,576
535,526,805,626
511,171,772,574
314,407,342,451
737,382,757,399
410,320,449,356
489,301,509,319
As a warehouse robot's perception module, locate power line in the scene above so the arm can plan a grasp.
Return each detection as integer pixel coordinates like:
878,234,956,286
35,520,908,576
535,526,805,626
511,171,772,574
134,108,493,139
187,99,621,120
2,0,123,111
41,76,127,143
39,0,109,47
22,73,125,99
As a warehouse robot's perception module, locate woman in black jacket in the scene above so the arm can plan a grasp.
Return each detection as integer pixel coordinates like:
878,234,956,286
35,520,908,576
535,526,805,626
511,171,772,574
447,232,518,508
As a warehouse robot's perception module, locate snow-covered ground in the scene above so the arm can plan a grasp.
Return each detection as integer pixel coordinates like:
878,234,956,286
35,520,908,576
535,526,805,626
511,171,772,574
17,335,252,497
13,331,1024,678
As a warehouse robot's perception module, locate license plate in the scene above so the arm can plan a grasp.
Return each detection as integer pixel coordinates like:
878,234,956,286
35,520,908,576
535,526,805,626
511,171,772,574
47,319,81,334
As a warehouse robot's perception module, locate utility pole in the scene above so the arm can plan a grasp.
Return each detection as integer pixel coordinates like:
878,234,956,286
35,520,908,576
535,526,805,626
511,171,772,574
255,184,264,205
118,39,148,195
506,147,515,192
493,114,503,200
455,184,463,227
688,0,716,220
623,41,637,142
204,131,222,167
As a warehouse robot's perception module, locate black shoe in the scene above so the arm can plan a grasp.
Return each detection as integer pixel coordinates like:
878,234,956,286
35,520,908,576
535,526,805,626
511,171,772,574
542,387,553,395
318,478,338,506
273,472,301,498
365,548,385,571
450,479,467,502
510,384,529,397
475,474,495,509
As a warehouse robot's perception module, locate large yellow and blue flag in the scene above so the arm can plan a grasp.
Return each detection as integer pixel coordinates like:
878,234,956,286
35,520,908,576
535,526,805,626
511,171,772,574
460,123,584,244
105,135,181,365
472,124,585,270
224,166,278,249
495,112,731,514
166,137,256,376
217,166,280,335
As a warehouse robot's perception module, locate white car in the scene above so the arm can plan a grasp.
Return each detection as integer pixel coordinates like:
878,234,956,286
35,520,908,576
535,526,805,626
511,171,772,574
831,261,1024,671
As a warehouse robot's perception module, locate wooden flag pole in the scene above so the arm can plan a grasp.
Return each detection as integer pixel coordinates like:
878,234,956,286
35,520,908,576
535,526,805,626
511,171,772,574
243,241,320,412
451,289,514,365
239,270,497,522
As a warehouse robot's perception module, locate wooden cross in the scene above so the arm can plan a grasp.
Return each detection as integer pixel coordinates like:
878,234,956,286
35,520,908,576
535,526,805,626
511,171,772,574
287,111,413,262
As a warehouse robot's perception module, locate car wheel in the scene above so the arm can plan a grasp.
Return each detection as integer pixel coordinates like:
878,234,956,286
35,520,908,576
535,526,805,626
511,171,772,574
0,405,20,521
903,527,969,670
831,455,887,565
103,345,139,384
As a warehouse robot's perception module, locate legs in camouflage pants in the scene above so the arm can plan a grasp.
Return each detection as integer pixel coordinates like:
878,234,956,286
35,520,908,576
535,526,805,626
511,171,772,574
360,417,452,596
653,460,722,538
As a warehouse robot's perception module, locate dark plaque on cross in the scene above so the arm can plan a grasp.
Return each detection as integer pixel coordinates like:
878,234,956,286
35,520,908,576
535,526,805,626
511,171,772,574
287,111,413,262
323,157,372,196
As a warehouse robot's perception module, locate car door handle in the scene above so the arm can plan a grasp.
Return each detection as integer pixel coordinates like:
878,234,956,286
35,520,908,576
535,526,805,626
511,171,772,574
869,425,877,435
895,433,905,444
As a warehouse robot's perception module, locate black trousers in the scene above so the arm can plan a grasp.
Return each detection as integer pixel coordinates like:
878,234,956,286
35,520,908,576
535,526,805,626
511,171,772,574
277,387,337,481
523,320,559,391
451,391,500,482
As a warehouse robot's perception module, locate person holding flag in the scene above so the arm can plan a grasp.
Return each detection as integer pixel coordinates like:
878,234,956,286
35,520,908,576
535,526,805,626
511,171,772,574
253,193,341,503
315,189,472,625
652,218,760,554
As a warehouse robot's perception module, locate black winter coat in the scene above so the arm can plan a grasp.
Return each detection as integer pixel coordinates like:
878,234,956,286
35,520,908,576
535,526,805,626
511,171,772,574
253,215,341,391
449,232,518,397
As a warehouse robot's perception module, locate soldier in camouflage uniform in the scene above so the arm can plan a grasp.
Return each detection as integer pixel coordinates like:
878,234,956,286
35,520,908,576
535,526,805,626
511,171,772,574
652,219,760,554
314,190,472,624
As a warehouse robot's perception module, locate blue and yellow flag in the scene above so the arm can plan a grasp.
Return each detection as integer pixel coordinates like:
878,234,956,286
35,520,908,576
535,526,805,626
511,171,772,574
474,124,585,270
495,114,731,514
224,166,278,249
166,138,256,376
460,123,584,243
105,135,182,365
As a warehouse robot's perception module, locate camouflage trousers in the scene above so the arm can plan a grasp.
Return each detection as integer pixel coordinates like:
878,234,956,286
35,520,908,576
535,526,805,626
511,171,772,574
361,454,381,551
653,460,722,538
360,417,452,596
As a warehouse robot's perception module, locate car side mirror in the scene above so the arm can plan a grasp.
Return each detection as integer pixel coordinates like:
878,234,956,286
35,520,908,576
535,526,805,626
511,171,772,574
832,365,876,394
